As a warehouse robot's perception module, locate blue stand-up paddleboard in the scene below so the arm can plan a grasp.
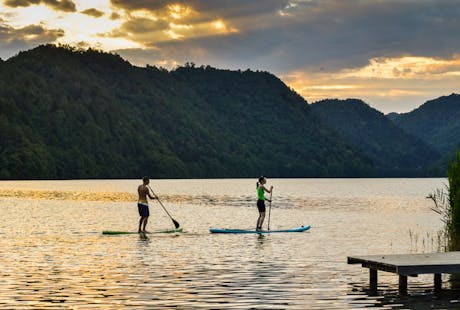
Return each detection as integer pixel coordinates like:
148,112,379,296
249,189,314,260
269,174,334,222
103,228,183,235
209,225,310,234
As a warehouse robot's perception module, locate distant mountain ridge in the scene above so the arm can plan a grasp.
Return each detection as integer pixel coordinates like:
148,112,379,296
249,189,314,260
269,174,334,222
311,99,440,176
0,44,373,179
390,94,460,154
0,44,458,179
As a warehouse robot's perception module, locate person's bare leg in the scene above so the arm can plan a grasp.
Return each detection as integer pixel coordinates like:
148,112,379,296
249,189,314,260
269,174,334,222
259,213,265,229
138,217,143,233
142,217,149,232
257,212,265,230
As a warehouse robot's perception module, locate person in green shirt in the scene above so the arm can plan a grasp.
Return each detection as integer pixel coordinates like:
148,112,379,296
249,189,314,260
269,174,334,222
256,176,273,231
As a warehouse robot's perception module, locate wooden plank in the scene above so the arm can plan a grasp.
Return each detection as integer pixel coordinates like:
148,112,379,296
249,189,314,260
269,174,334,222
348,251,460,275
348,252,460,295
361,262,397,273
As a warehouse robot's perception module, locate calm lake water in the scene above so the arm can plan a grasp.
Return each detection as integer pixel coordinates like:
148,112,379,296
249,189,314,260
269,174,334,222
0,178,457,309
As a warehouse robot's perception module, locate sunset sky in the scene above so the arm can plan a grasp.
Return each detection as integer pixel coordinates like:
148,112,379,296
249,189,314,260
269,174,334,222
0,0,459,113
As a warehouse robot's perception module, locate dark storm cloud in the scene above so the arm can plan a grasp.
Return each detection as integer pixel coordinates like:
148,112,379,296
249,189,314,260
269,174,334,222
4,0,76,12
268,0,460,71
81,8,105,18
110,0,460,73
0,21,64,59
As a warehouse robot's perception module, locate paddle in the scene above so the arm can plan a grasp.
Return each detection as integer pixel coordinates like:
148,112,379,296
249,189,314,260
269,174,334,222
267,189,273,230
147,185,180,229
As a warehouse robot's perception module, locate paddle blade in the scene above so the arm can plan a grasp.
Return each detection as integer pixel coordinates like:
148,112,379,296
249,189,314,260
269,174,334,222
172,218,180,229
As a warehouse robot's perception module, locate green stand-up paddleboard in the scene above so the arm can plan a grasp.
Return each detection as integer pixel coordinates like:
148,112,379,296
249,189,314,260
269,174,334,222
209,225,310,234
103,228,183,235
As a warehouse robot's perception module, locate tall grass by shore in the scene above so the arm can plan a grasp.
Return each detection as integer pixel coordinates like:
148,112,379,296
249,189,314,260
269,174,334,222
428,151,460,251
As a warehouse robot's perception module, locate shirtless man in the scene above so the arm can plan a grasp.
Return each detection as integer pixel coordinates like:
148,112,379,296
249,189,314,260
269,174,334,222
137,176,157,233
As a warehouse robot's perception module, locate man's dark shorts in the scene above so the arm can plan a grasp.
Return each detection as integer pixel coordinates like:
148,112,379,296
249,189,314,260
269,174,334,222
138,203,150,217
257,199,266,213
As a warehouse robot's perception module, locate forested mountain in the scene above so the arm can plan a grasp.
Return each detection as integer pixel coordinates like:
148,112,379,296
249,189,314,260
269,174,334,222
390,94,460,154
311,99,440,176
0,44,374,179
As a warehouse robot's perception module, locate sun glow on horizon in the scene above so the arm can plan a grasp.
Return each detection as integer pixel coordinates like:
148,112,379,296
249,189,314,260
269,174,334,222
282,55,460,112
340,55,460,80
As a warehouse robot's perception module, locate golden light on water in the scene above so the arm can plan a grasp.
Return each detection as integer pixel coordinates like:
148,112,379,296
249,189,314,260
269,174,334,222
0,179,447,308
0,189,208,204
0,189,137,202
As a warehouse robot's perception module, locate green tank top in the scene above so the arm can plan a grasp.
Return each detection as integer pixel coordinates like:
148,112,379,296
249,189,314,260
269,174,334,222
257,186,265,201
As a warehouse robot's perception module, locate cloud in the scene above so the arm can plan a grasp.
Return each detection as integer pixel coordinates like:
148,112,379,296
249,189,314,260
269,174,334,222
106,16,171,44
110,0,288,19
3,0,40,7
281,55,460,113
81,8,105,18
339,55,460,80
4,0,77,12
103,0,460,76
110,12,121,20
110,0,169,12
105,3,239,46
119,17,169,34
107,0,285,42
0,20,64,59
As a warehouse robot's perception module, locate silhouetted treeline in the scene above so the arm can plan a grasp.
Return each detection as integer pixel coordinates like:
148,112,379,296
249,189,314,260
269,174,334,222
0,45,373,179
1,45,458,179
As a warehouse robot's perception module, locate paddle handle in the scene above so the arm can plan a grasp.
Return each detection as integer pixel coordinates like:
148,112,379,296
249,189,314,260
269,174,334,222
268,189,273,230
147,185,180,228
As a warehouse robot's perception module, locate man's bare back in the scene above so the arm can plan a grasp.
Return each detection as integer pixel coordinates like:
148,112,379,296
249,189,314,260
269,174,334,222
138,184,151,203
137,176,156,233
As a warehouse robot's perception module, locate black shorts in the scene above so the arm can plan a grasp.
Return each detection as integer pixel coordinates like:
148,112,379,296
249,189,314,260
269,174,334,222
138,203,150,217
257,199,266,213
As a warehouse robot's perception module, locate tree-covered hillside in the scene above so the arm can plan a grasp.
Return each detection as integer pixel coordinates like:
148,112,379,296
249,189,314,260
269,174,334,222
391,94,460,154
311,99,440,176
0,45,374,179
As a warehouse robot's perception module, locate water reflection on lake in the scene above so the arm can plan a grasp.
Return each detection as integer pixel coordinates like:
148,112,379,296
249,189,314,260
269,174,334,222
1,178,458,309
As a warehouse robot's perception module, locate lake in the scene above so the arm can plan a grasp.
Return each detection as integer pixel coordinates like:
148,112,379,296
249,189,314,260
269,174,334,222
0,178,457,309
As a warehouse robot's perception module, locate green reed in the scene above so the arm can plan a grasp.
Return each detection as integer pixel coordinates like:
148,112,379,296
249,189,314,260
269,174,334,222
409,228,447,253
427,150,460,251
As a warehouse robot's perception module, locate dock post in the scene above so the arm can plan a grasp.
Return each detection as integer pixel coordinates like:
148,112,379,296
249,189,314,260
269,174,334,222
434,274,442,293
398,275,407,295
369,269,378,295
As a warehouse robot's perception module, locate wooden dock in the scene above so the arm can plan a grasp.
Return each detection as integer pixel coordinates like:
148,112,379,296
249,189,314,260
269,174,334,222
348,251,460,295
